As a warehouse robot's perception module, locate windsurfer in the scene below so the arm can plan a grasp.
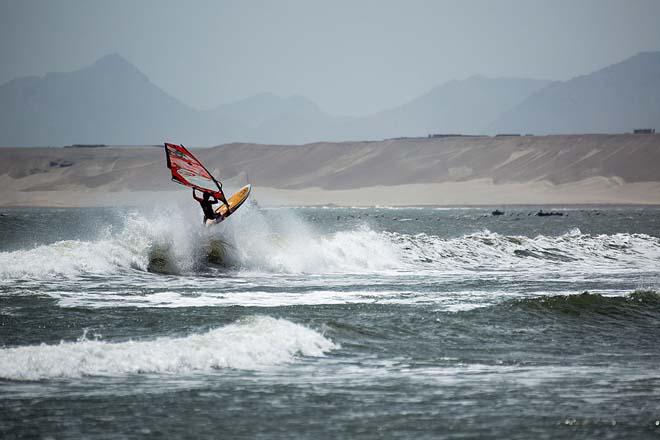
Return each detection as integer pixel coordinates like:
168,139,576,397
193,188,228,223
165,142,235,223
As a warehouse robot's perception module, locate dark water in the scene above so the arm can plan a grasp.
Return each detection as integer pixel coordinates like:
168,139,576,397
1,204,660,439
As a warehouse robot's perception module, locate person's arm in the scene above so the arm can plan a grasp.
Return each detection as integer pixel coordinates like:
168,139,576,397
192,188,203,202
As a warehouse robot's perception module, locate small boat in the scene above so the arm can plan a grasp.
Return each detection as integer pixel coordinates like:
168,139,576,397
536,210,564,217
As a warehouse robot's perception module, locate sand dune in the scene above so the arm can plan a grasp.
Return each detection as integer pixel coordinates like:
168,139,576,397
1,134,659,207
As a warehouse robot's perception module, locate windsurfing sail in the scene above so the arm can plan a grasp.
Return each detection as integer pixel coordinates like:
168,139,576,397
164,143,222,196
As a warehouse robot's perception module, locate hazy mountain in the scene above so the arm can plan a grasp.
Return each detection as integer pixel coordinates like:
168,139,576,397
491,51,660,134
343,76,551,139
2,51,659,146
0,55,340,146
217,76,552,143
213,93,317,128
211,77,553,143
210,93,346,144
0,54,204,146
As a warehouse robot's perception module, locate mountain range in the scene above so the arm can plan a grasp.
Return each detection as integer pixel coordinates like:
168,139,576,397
1,51,658,146
491,51,660,134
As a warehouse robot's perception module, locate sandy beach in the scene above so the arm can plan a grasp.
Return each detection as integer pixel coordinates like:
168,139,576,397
1,134,659,207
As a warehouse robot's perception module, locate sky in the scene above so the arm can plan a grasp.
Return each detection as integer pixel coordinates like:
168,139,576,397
1,0,659,116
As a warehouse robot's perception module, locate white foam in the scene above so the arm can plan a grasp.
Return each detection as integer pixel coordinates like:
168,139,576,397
0,238,147,278
230,227,401,274
214,206,403,274
386,228,660,273
1,206,659,281
53,289,424,309
0,316,337,380
0,209,209,279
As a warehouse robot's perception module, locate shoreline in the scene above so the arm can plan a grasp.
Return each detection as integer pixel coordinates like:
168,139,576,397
2,178,659,208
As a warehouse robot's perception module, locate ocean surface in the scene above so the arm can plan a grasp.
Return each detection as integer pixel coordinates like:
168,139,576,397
1,203,660,439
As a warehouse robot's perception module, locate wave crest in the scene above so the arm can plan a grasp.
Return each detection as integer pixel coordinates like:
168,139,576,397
507,290,660,315
388,229,660,272
1,207,658,279
0,316,337,380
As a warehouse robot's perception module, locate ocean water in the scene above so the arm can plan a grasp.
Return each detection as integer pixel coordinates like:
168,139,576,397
1,203,660,439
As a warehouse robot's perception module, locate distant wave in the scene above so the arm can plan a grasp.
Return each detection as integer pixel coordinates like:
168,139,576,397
510,289,660,314
386,228,660,273
0,316,337,381
456,290,660,328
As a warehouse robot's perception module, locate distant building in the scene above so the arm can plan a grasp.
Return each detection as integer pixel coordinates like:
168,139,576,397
386,136,425,141
633,128,655,134
65,144,107,148
427,134,483,138
428,134,461,138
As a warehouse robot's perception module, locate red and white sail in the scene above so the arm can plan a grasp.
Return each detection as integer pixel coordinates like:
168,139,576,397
164,143,222,196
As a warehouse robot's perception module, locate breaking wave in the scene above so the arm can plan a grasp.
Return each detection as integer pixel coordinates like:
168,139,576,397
448,290,660,341
0,204,658,280
387,228,660,273
0,316,337,380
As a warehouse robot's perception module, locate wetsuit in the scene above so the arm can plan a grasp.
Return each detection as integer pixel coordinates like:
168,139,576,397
200,199,217,222
193,189,219,222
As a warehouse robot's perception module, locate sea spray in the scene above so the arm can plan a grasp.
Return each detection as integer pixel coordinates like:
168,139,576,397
1,207,659,280
201,203,403,273
384,228,660,273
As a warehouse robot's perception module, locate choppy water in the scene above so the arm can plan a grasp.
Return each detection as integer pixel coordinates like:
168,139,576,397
1,203,660,439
